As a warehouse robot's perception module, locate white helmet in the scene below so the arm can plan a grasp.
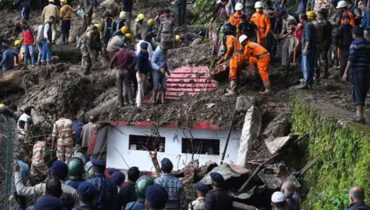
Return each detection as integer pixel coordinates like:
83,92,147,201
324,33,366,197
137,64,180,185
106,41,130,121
235,2,244,11
336,0,347,8
239,34,248,44
271,192,286,203
254,1,263,8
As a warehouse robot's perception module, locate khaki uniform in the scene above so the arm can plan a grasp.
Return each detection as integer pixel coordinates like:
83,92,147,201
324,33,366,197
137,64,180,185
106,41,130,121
189,197,206,210
77,27,100,74
157,18,174,44
134,21,144,37
14,171,78,200
52,118,75,162
30,141,48,175
107,35,123,57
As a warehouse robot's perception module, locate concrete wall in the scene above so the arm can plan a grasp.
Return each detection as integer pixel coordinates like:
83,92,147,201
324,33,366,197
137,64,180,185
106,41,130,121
105,126,241,171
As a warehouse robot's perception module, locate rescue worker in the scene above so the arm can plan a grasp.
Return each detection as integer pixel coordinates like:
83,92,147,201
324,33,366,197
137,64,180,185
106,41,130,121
334,13,353,78
111,170,125,191
342,27,370,123
251,1,271,46
81,0,96,31
115,11,126,33
157,10,175,44
17,106,33,164
81,115,97,153
151,41,170,104
144,184,168,210
77,24,101,75
337,0,356,27
60,0,77,44
314,8,332,79
51,116,75,162
240,34,272,94
125,175,155,210
66,157,85,189
0,41,20,71
110,41,136,106
239,14,260,43
204,172,232,210
155,158,186,210
188,183,209,210
41,16,56,65
229,2,244,28
101,12,116,56
298,12,316,89
87,157,117,210
143,19,156,42
73,182,99,210
41,0,59,43
14,160,78,200
136,42,151,108
21,19,35,69
134,14,145,38
113,25,129,37
107,32,127,59
219,25,244,96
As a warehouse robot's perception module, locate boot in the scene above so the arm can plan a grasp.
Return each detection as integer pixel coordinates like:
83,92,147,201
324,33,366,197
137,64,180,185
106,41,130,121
260,83,271,95
160,91,165,104
225,80,237,96
150,92,156,104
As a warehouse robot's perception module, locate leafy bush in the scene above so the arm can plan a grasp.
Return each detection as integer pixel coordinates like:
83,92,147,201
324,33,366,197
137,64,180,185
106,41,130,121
193,0,215,24
291,100,370,210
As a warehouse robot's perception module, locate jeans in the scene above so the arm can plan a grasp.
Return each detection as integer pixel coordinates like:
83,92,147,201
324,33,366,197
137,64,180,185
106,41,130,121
24,44,35,66
36,42,43,63
41,40,51,62
152,70,167,92
301,49,315,86
21,6,30,21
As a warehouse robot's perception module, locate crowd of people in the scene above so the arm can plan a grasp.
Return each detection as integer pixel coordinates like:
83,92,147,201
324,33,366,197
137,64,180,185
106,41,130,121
0,0,370,209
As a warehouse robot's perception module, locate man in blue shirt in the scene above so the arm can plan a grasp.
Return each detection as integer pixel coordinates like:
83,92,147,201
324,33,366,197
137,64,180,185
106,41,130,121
72,117,84,146
0,47,20,71
358,0,370,40
342,27,370,123
299,12,316,89
151,41,170,104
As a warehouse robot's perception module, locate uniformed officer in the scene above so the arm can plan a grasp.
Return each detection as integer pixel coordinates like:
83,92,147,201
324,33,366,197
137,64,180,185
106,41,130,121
73,181,99,210
204,172,233,210
144,184,168,210
188,183,209,210
111,170,126,191
125,175,154,210
66,157,85,189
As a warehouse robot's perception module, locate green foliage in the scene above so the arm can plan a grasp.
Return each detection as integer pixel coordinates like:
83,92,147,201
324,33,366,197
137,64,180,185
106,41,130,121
193,0,215,24
291,100,370,210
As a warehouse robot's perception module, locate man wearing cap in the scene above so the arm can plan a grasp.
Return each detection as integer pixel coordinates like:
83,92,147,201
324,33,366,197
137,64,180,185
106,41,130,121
114,166,140,210
87,157,117,210
101,12,117,56
188,182,209,210
337,0,356,27
14,160,78,200
205,172,232,210
77,24,101,74
111,170,125,191
73,182,98,210
145,184,169,210
155,158,186,210
60,0,78,44
110,41,136,106
135,40,152,107
298,11,316,89
271,191,287,210
115,11,126,33
134,14,145,38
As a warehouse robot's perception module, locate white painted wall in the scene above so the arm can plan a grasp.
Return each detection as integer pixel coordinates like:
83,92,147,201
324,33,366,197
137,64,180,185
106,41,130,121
105,126,241,171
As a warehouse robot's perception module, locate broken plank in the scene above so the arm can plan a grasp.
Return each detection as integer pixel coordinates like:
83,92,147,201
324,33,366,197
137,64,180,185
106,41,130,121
299,155,320,175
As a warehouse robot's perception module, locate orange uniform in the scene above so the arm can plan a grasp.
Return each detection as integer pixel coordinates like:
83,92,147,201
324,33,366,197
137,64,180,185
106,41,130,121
225,35,245,80
229,12,242,28
244,41,270,85
340,11,356,27
250,11,271,46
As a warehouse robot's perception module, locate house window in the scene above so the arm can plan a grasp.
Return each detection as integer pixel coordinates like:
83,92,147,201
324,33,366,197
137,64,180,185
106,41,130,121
129,135,165,152
182,138,220,155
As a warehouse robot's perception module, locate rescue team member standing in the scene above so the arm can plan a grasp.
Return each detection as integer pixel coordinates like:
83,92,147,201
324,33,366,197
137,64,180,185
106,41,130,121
240,34,272,94
251,1,271,46
59,0,77,44
219,25,244,96
229,2,244,28
337,0,356,27
52,117,75,162
77,24,101,75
